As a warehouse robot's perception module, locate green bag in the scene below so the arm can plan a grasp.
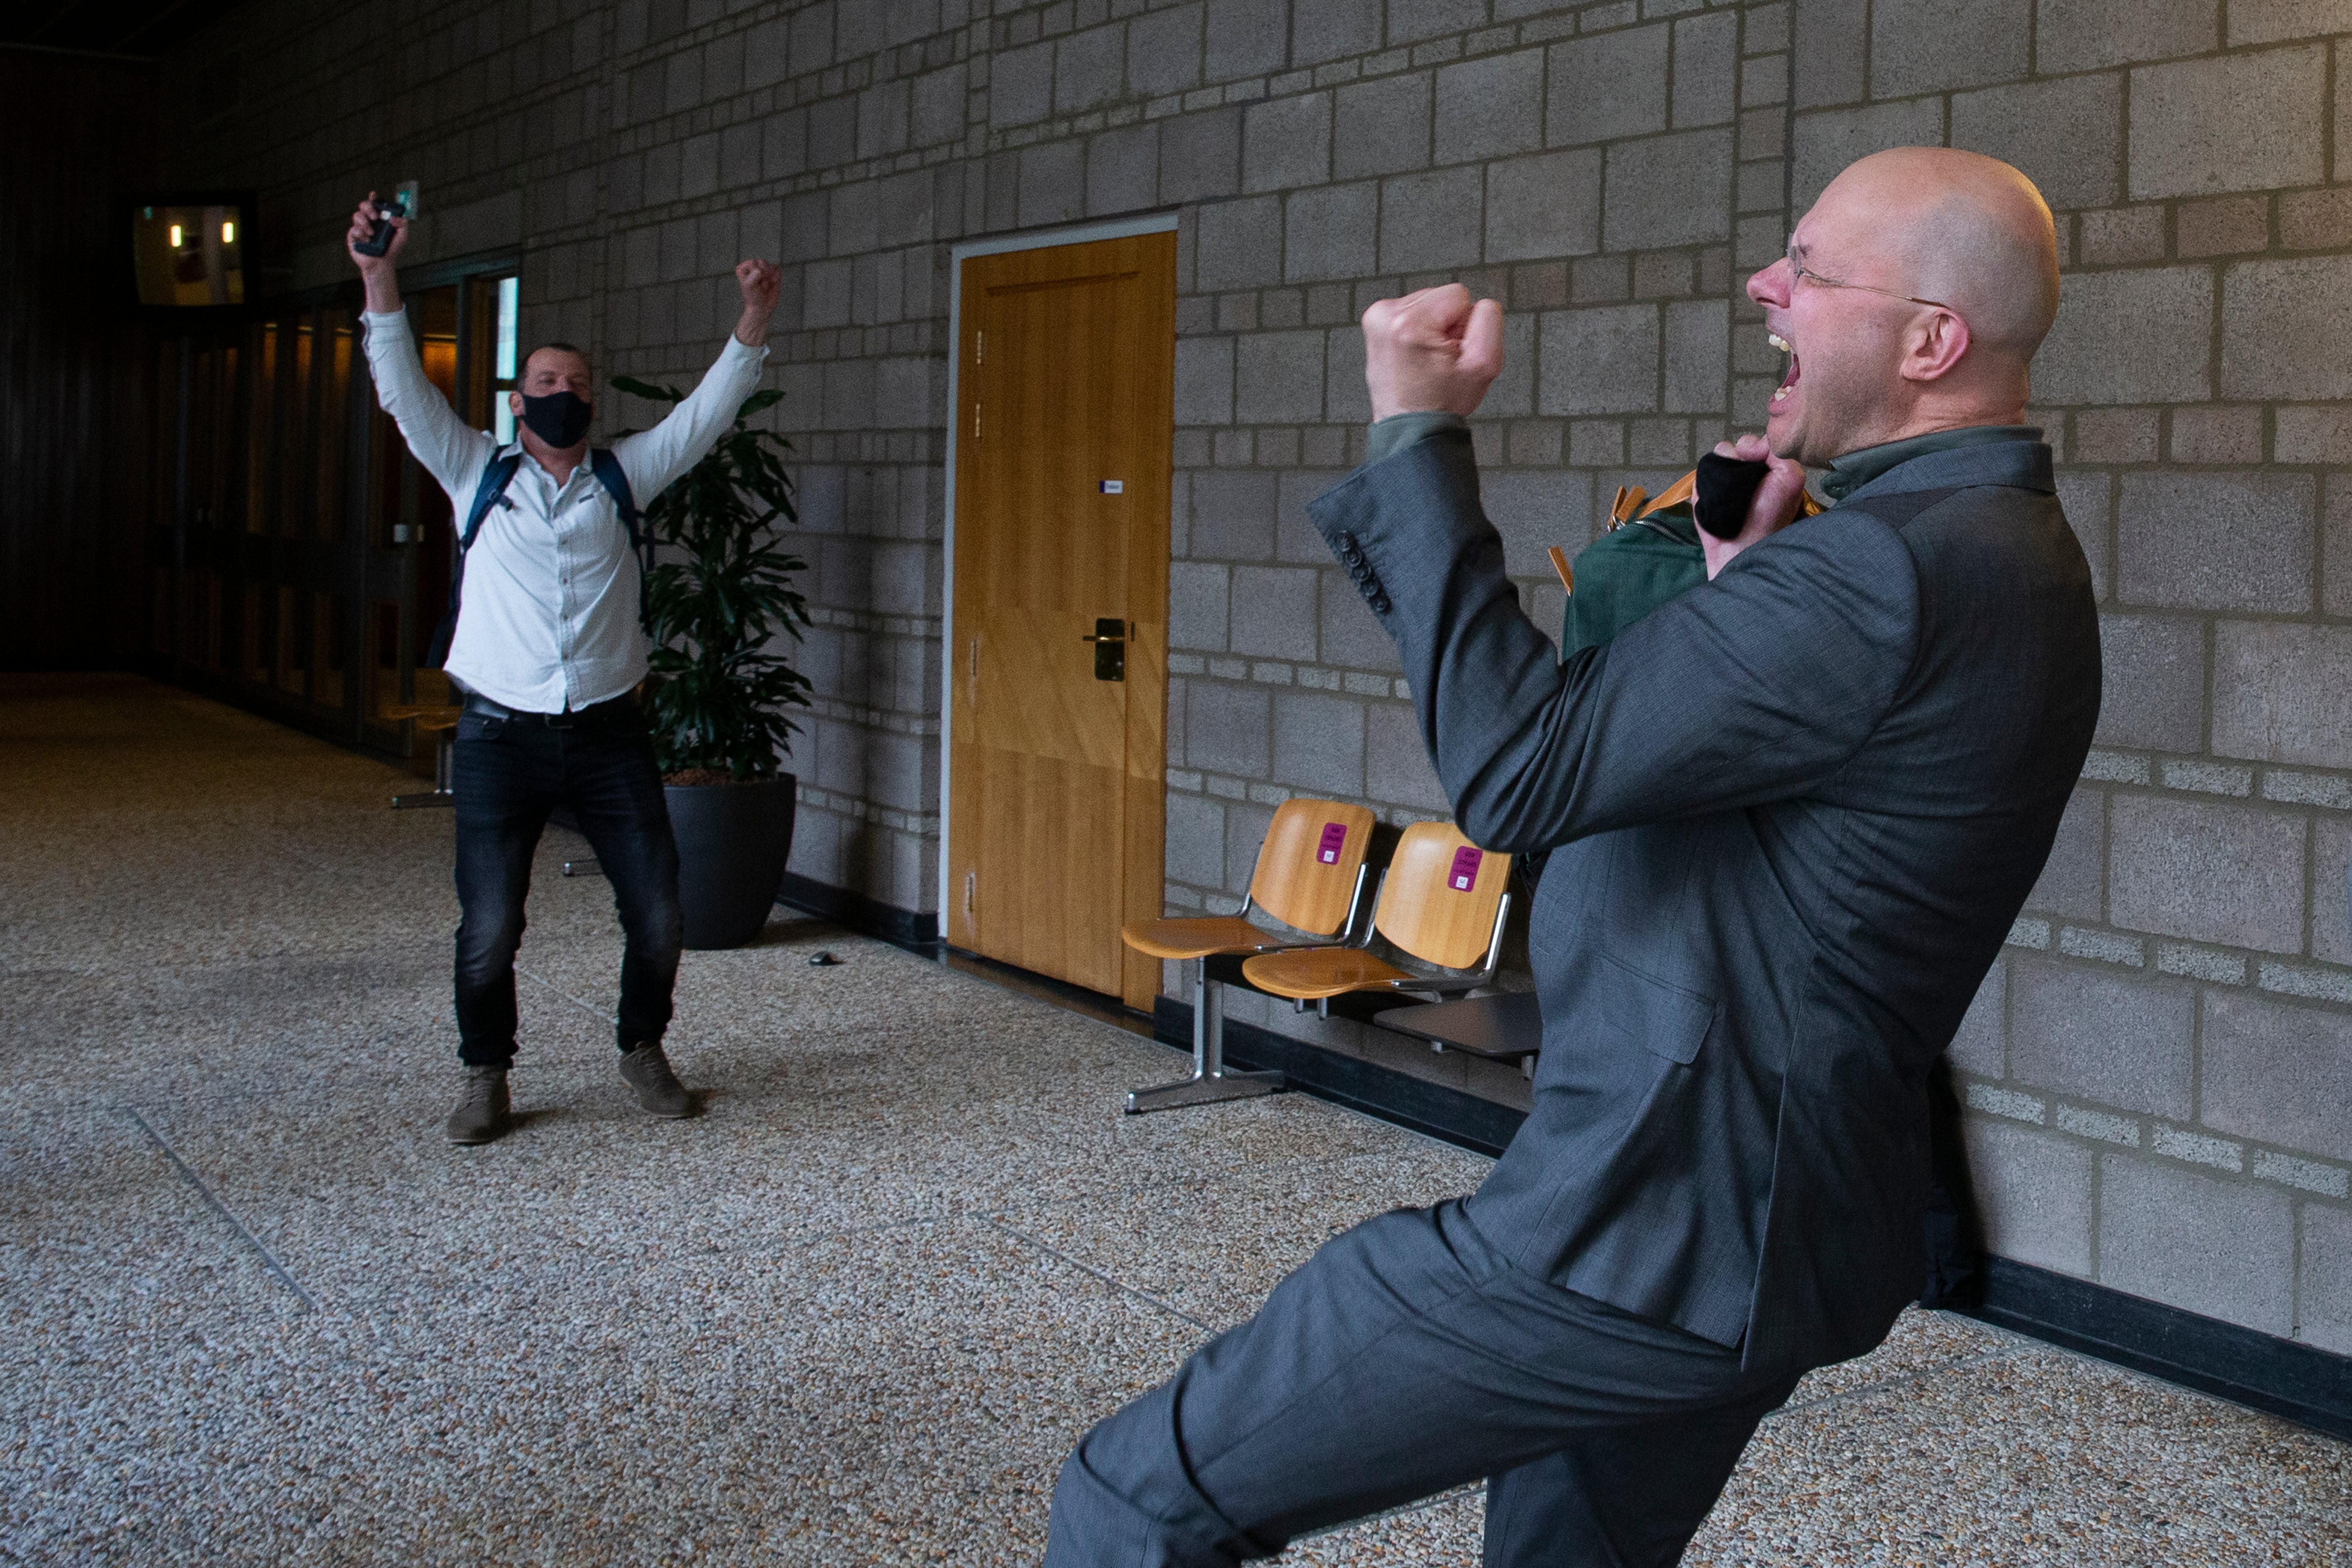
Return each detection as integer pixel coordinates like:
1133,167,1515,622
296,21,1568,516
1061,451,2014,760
1557,471,1824,656
1559,503,1705,658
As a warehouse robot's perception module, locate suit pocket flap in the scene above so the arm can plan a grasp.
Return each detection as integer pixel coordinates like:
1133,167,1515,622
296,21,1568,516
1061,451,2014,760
1597,955,1715,1065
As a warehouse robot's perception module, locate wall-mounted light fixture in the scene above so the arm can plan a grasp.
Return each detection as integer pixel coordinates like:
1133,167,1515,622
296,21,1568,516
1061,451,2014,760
131,191,251,308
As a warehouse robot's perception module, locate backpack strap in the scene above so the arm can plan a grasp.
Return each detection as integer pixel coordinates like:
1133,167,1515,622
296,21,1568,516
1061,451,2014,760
588,447,642,549
429,452,525,668
588,447,656,637
461,452,525,551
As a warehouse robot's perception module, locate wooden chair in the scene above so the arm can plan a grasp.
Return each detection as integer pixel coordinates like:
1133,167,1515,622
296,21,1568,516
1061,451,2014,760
1241,822,1512,1006
383,704,462,809
1120,798,1380,1113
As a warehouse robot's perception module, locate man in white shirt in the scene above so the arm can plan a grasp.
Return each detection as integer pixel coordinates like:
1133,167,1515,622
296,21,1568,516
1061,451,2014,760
347,193,780,1146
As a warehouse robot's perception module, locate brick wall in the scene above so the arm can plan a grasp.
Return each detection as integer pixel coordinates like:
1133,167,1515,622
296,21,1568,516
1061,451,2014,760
161,0,2350,1353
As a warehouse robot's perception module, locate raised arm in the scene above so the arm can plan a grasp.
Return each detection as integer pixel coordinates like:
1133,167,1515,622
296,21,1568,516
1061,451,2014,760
1308,432,1920,851
613,259,779,499
347,193,494,500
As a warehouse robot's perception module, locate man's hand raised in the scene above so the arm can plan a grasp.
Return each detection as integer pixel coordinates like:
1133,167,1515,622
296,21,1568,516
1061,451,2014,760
1360,284,1504,421
1699,434,1809,581
734,259,781,347
346,191,407,315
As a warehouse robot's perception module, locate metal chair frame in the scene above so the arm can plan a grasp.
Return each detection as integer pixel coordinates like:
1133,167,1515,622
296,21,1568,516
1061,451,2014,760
1126,864,1380,1115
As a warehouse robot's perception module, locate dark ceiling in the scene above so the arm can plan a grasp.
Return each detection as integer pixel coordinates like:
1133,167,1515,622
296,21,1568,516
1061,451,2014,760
1,0,250,58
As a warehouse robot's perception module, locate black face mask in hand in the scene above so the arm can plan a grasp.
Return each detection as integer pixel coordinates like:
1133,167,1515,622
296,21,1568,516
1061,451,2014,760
519,390,593,449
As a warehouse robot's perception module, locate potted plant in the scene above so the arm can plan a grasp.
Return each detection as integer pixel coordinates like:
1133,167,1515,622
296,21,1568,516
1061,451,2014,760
614,375,813,950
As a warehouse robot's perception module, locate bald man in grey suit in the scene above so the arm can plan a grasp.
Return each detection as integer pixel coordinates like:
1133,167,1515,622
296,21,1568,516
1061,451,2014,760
1045,148,2101,1566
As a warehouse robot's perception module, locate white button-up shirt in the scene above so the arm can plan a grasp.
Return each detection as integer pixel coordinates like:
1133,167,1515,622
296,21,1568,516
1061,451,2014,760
361,308,768,714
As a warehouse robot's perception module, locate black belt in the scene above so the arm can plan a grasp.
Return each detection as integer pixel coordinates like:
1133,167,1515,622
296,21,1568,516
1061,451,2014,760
461,692,637,730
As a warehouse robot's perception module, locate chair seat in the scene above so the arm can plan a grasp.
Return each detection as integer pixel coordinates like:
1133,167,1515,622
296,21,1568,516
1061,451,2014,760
1122,916,1312,961
1240,947,1421,1000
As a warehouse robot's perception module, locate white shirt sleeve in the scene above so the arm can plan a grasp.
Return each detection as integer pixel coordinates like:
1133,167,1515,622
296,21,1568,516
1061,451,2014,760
612,335,772,504
360,308,496,505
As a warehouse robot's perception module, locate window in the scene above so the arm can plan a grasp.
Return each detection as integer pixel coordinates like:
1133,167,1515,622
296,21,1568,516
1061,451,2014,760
491,274,519,444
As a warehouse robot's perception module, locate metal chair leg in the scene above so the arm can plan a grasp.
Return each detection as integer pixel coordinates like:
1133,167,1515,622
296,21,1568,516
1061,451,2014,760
392,729,457,809
1126,958,1285,1114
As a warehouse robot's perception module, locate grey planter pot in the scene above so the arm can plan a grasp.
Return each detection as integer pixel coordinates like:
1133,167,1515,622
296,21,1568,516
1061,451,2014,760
664,773,797,951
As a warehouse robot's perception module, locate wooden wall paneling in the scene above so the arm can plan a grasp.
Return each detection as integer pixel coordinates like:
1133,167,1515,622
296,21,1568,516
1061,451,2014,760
0,48,159,669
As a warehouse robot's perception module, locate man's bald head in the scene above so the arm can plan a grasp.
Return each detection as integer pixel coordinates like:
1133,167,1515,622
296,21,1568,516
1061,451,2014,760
1822,147,2059,359
1748,148,2060,463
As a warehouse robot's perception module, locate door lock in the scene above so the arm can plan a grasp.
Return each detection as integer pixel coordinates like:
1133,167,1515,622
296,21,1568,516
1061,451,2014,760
1079,617,1127,682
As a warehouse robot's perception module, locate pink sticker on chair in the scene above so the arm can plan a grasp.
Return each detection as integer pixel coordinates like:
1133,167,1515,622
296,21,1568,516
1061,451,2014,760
1449,846,1482,892
1317,822,1348,864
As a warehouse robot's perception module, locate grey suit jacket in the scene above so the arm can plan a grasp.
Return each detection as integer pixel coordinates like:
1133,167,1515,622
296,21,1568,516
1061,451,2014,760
1308,430,2100,1371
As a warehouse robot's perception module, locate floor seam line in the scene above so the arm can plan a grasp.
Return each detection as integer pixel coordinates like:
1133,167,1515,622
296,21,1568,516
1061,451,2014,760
514,964,610,1019
122,1103,319,1315
978,1214,1217,1334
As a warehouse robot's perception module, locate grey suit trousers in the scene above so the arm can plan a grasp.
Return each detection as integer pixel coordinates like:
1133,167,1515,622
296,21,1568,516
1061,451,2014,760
1043,1199,1805,1567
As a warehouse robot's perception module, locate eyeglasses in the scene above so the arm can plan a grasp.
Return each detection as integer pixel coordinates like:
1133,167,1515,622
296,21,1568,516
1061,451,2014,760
1784,243,1955,312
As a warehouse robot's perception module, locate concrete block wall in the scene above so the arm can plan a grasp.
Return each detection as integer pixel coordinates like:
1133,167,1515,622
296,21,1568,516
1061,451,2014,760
160,0,2348,1351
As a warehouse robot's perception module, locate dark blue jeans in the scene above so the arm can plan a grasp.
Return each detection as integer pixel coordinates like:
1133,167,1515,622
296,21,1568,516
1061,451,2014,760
450,703,683,1067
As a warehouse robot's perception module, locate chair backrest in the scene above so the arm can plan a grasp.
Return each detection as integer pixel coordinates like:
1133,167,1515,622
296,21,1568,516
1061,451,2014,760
1372,822,1512,970
1248,799,1378,937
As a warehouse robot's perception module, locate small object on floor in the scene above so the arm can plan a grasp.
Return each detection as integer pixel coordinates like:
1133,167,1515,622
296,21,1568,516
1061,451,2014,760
808,950,839,966
560,855,603,878
445,1065,511,1145
618,1042,695,1118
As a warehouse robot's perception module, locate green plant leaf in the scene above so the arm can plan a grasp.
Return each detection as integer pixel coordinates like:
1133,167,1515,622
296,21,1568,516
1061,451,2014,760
635,390,809,777
611,374,686,402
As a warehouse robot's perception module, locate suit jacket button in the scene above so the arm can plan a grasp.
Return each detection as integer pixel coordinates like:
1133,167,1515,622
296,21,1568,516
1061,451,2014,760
1369,591,1392,615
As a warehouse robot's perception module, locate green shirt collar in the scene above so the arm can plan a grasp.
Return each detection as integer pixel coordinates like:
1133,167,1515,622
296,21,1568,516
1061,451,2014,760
1818,426,2041,503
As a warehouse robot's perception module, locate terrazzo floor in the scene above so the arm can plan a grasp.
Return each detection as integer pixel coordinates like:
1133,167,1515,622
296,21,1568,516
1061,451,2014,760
4,673,2347,1566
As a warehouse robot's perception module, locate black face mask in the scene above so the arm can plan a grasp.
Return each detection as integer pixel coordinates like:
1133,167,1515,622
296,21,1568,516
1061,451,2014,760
519,390,593,449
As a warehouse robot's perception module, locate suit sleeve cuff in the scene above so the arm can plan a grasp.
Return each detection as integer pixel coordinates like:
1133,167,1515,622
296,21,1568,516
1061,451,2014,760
1366,411,1468,465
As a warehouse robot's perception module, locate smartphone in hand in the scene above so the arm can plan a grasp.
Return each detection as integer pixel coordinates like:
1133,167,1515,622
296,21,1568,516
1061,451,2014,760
353,194,409,257
1692,452,1772,540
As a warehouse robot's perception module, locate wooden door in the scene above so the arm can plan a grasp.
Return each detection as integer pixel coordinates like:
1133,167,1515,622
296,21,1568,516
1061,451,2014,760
949,233,1175,1009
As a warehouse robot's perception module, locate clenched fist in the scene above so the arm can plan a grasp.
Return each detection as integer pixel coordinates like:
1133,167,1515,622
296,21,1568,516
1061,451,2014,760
734,259,781,347
1700,434,1809,581
1360,284,1504,421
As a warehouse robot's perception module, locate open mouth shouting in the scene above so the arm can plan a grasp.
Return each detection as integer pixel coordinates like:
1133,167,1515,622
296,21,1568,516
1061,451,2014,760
1768,329,1798,408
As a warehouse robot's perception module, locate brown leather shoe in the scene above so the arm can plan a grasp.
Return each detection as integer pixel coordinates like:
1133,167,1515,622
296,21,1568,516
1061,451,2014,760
617,1043,695,1118
446,1065,511,1145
